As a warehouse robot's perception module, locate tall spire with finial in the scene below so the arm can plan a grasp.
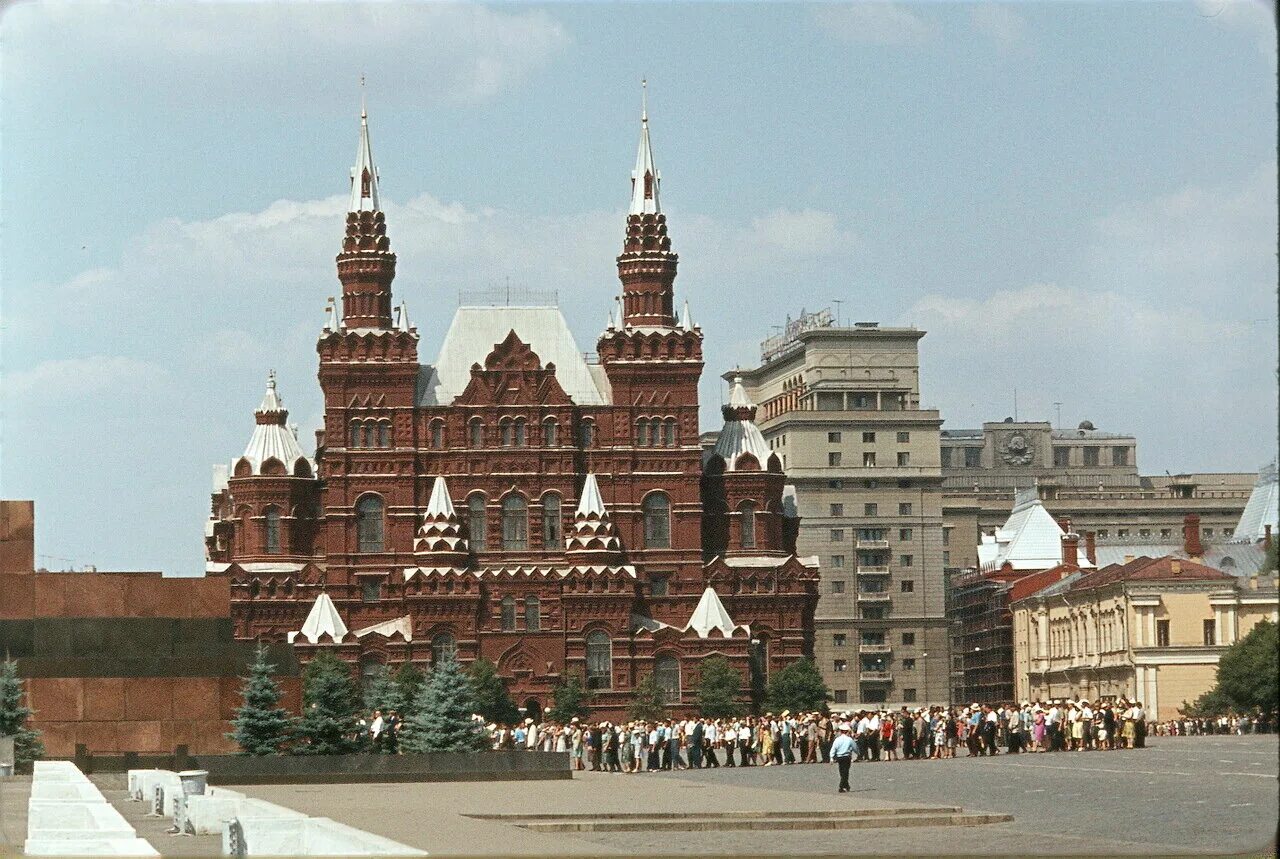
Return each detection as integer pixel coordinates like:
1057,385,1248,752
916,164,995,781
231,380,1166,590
617,79,678,328
336,79,396,330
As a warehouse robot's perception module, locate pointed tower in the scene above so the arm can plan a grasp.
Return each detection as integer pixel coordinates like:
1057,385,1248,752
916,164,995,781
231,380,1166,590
565,474,624,565
412,476,470,568
702,376,788,558
337,104,396,329
616,82,678,328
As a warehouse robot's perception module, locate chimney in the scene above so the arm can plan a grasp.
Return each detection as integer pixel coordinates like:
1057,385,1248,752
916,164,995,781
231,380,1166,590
1056,517,1073,534
1084,530,1097,565
1061,532,1080,568
1183,513,1203,559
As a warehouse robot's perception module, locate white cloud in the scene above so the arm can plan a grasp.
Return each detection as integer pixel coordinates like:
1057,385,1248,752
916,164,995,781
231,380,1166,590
970,3,1028,49
4,356,166,397
811,2,937,46
1193,0,1276,55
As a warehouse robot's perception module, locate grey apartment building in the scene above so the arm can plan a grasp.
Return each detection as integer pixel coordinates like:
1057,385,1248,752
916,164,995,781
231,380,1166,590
731,313,950,707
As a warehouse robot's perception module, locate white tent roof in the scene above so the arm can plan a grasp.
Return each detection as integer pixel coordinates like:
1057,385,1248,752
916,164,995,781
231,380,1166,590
683,586,743,638
629,83,660,215
288,592,348,644
352,615,412,641
419,306,608,406
1231,461,1278,544
978,488,1094,572
710,378,773,471
236,373,311,476
576,473,607,517
349,105,380,212
426,475,456,518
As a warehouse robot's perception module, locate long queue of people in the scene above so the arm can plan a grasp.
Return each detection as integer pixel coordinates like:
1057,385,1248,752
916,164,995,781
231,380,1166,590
482,698,1186,772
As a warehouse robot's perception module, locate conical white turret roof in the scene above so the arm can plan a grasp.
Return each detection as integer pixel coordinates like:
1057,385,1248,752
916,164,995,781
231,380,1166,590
415,475,469,562
349,103,381,213
711,377,772,472
576,473,608,517
629,81,660,215
426,475,457,518
236,372,311,476
288,592,348,644
684,586,742,638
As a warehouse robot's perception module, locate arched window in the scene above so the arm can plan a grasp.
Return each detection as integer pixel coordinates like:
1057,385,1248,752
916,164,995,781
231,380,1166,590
650,418,663,447
654,654,681,704
636,420,650,447
586,630,612,690
579,420,595,448
1221,556,1236,569
543,418,558,447
362,423,375,449
356,495,384,553
663,419,677,447
431,632,457,665
501,495,528,550
469,418,485,448
264,506,281,555
642,492,671,548
524,596,540,631
359,654,383,693
500,595,516,631
500,419,514,447
542,493,562,548
349,421,361,448
377,421,390,448
739,501,757,549
467,494,487,551
513,418,527,447
430,419,444,449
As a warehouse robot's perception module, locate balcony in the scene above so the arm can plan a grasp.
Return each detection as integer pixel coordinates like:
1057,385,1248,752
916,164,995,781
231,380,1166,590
857,566,891,575
859,643,892,654
856,539,890,550
856,591,891,603
859,671,893,683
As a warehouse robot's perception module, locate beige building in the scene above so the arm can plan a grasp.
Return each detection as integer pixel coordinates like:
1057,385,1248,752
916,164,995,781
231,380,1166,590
941,421,1255,571
1011,556,1279,720
731,312,948,707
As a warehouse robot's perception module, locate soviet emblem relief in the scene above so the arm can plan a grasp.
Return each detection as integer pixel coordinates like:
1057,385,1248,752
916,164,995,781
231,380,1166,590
1000,432,1034,466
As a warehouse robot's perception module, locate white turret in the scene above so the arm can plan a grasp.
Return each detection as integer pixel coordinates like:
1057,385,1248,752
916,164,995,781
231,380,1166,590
629,80,660,216
349,101,381,213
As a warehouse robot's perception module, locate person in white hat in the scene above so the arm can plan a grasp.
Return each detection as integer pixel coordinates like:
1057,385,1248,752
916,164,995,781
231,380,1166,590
831,723,855,792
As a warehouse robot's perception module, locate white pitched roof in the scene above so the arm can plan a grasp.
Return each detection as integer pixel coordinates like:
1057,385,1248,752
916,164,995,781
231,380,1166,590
426,475,456,518
684,586,743,638
236,374,311,475
419,306,608,406
1232,461,1278,544
978,491,1095,572
349,105,380,212
711,378,773,471
288,592,347,644
352,615,413,641
629,83,660,215
576,473,607,517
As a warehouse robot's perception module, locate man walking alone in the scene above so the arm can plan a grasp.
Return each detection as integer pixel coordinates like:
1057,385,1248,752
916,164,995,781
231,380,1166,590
832,724,855,793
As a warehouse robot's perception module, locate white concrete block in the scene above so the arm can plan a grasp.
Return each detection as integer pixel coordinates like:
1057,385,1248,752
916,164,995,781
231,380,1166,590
127,769,162,801
230,814,426,856
181,794,285,835
24,836,159,856
25,799,135,841
30,782,106,801
306,817,427,856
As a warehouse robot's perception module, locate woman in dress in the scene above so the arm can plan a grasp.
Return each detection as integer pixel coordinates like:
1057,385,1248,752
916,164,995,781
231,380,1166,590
1032,706,1046,751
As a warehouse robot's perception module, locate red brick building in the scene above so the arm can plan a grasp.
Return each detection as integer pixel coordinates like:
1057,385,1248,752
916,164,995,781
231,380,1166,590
204,102,819,719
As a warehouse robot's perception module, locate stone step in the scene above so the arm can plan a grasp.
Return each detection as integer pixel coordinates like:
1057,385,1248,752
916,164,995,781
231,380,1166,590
517,812,1013,833
468,806,961,822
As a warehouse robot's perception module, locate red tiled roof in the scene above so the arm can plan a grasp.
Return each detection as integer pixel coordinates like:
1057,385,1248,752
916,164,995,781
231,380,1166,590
1072,555,1233,591
1008,563,1077,603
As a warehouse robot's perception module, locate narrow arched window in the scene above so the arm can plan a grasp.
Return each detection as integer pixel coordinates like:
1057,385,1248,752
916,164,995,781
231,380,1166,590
650,418,663,447
739,501,757,549
543,418,558,447
469,418,485,448
513,418,527,447
468,494,487,551
362,422,375,449
500,595,516,631
579,420,595,448
501,496,528,550
264,506,281,555
654,654,681,704
524,596,540,631
349,421,361,448
636,419,649,447
663,419,677,447
542,493,562,548
377,421,390,448
586,630,612,690
642,492,671,548
431,632,457,665
500,419,514,447
430,419,444,449
356,495,384,553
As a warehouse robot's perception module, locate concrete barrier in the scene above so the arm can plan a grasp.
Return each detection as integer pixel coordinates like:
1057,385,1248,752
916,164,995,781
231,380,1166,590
194,749,568,785
23,836,160,856
30,782,106,801
127,768,161,801
133,770,183,816
230,815,426,856
181,794,295,835
32,761,92,784
25,799,136,841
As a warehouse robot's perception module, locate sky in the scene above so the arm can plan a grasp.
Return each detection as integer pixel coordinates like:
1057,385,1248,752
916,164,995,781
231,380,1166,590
1,1,1276,576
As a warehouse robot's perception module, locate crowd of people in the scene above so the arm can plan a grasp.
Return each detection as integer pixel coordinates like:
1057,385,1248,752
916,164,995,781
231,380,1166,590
1151,713,1273,736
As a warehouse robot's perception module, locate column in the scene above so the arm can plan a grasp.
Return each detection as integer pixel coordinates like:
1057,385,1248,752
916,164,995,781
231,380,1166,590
1037,611,1049,659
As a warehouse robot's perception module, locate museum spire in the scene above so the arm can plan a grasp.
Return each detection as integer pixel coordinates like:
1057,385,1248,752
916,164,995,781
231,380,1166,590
629,79,660,216
336,98,396,329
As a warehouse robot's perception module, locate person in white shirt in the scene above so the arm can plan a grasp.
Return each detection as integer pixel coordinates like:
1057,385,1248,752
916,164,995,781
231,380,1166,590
831,725,856,792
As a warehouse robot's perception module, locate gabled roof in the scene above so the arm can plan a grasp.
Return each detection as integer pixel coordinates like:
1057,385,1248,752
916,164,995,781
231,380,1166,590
978,490,1094,573
1073,555,1233,591
419,307,608,406
288,592,347,644
352,615,412,641
684,586,745,638
1232,460,1278,544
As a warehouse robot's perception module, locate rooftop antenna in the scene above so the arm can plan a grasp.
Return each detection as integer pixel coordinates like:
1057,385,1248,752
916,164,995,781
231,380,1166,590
1013,388,1018,422
641,76,648,121
1053,401,1062,429
832,299,844,327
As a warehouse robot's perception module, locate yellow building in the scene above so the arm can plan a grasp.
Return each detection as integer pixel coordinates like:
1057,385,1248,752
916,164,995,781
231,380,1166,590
1011,556,1279,720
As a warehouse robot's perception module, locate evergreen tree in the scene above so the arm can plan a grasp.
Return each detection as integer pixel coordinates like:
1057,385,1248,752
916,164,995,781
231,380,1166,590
627,674,668,723
402,654,488,753
470,659,520,725
227,646,295,755
696,655,744,718
0,659,43,765
548,673,591,723
394,662,425,721
363,664,404,714
1191,619,1278,714
765,657,830,714
293,651,361,755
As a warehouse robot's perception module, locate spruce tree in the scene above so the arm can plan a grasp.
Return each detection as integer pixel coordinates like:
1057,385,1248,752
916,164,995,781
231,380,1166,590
696,655,744,718
394,662,425,721
627,674,669,723
0,659,43,765
765,657,830,714
363,664,404,714
227,646,295,755
293,650,361,755
402,654,488,753
548,673,591,723
470,658,520,725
